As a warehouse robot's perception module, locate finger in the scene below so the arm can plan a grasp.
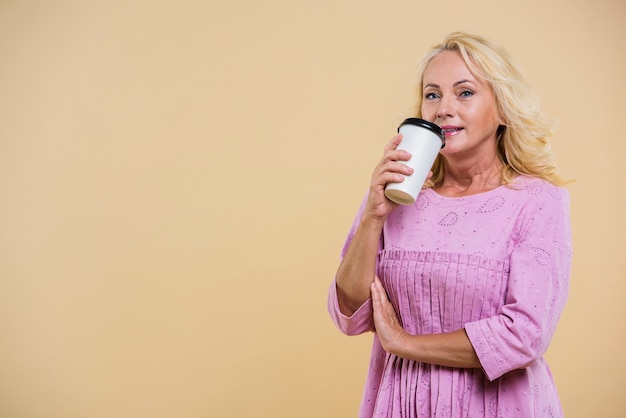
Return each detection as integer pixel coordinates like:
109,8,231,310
381,160,414,178
372,276,381,293
370,278,385,311
382,148,412,165
373,163,412,185
372,277,388,307
370,285,382,333
373,275,383,289
376,277,399,319
370,279,381,306
383,133,403,152
384,133,413,159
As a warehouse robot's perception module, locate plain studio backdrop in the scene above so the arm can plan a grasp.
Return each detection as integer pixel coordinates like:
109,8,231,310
0,0,624,417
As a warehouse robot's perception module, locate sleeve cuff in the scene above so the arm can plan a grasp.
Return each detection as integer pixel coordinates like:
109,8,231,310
327,280,374,336
465,321,505,381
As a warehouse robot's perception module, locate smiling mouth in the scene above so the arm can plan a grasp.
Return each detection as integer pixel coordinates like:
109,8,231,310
443,127,463,137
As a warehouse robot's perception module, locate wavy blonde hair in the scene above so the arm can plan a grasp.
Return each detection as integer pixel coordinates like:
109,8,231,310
415,32,567,187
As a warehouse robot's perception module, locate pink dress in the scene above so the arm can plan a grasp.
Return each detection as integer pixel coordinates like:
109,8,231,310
328,176,572,417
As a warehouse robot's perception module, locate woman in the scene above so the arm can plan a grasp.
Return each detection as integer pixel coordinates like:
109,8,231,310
327,32,572,417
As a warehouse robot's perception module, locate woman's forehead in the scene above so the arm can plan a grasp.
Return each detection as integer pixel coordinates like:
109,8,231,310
423,51,481,85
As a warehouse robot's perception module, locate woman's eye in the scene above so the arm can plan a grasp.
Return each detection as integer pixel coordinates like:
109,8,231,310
424,92,439,100
460,90,474,98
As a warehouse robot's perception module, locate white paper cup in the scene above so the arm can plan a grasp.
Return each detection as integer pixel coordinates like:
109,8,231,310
384,118,445,205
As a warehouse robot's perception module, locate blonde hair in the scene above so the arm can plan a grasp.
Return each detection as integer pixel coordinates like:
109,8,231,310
415,32,567,187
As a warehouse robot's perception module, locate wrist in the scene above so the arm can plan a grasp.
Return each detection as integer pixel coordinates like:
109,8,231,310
360,212,387,231
387,331,413,358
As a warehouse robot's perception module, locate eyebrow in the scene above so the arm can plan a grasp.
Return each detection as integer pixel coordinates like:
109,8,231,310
424,79,475,89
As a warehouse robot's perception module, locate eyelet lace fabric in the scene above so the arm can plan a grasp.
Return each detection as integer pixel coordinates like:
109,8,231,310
328,176,572,417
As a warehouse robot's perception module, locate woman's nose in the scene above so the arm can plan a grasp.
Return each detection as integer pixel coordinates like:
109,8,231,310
436,96,454,120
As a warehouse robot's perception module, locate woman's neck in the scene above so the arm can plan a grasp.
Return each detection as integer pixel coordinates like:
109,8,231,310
435,155,505,197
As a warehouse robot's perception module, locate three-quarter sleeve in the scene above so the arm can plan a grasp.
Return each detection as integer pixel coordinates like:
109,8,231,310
465,186,572,381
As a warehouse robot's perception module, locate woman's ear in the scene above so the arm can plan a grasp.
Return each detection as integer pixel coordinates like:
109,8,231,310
496,124,506,139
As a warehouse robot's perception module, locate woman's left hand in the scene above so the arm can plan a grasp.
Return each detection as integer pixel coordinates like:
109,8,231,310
371,276,409,355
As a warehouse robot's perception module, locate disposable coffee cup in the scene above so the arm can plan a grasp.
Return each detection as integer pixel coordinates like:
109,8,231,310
384,118,445,205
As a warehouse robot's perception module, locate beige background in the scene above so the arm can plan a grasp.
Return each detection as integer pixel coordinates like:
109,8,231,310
0,0,624,417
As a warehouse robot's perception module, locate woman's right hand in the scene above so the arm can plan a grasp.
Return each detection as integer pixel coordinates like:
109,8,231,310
364,133,414,221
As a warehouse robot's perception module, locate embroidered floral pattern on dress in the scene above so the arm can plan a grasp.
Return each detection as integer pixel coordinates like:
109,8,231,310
438,212,459,226
477,195,505,213
328,176,572,418
533,247,552,266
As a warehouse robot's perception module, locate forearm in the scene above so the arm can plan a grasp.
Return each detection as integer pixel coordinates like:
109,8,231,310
370,277,481,369
335,215,385,315
391,329,482,369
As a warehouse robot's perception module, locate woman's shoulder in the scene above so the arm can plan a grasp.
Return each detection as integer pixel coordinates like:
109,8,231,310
506,176,571,220
508,175,570,200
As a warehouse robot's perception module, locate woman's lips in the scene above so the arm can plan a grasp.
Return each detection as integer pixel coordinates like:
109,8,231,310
442,126,463,138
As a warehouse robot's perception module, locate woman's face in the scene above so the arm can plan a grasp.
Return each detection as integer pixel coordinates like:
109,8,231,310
421,50,502,161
